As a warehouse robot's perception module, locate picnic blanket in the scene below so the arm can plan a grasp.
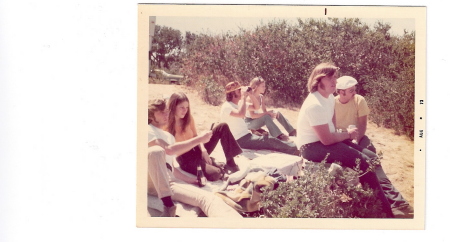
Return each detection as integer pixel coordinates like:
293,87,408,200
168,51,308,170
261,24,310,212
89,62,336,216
147,147,304,217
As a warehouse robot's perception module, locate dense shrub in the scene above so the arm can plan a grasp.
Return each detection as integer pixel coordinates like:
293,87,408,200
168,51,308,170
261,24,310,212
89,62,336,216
168,18,416,139
260,160,387,218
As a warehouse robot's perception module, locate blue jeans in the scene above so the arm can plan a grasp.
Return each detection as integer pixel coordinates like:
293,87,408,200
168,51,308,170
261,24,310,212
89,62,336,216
300,140,395,217
245,112,295,138
357,137,408,208
237,133,298,155
359,135,377,154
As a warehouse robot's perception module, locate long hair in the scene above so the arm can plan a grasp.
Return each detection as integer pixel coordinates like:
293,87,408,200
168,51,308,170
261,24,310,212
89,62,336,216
167,92,192,136
148,98,166,125
249,76,265,91
307,62,339,93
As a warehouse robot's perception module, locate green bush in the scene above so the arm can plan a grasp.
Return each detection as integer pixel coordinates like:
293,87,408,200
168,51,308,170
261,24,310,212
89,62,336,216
170,17,416,139
260,160,387,218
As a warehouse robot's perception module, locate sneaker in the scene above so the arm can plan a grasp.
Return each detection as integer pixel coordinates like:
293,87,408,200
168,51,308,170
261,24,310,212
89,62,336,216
160,205,177,217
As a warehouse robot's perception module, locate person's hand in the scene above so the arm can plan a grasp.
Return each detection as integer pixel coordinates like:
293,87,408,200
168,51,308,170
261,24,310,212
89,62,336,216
347,128,359,140
274,110,280,119
267,110,277,119
201,149,212,165
241,86,253,97
240,87,249,98
198,131,213,143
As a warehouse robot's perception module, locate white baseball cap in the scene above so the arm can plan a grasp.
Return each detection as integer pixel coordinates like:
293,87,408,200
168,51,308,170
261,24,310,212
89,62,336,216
336,76,358,89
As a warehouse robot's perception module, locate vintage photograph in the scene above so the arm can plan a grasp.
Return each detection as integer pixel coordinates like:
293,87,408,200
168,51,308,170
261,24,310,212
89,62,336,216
137,4,425,229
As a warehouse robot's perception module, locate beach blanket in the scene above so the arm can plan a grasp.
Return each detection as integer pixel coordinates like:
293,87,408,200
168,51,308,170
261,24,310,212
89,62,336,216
147,148,303,217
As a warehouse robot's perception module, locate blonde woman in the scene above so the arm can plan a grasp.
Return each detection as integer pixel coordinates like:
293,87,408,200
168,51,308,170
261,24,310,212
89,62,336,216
244,77,296,141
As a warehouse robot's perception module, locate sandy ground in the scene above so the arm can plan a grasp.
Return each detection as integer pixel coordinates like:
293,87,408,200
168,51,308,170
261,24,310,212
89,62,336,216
148,83,415,211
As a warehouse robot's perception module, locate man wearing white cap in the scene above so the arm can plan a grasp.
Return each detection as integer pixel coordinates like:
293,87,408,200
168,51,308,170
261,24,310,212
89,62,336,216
335,76,412,217
335,76,375,152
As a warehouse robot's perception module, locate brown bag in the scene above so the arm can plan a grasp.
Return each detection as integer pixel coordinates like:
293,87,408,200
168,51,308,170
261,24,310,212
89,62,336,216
215,171,277,213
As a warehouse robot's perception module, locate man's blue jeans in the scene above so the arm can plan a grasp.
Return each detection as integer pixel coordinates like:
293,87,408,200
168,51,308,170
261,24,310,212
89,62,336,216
237,133,298,155
245,112,295,138
300,140,397,217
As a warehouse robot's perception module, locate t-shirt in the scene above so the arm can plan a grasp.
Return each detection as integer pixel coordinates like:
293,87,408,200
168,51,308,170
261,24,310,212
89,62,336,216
220,101,251,140
148,123,176,167
297,92,336,147
334,94,370,130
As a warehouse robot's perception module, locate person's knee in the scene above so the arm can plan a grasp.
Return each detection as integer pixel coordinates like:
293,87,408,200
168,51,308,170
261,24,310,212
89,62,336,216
262,114,276,125
216,122,230,132
262,114,272,121
148,146,166,162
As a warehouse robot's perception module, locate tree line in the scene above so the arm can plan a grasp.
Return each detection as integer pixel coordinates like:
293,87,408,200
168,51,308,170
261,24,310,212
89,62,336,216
150,18,415,140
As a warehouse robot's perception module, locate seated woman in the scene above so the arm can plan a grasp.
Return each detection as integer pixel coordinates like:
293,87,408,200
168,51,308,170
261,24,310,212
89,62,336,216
166,92,243,187
244,77,296,142
296,62,395,218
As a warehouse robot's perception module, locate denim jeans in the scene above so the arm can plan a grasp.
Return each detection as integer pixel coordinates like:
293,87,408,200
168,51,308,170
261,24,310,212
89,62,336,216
359,135,377,154
300,140,395,217
237,133,298,155
348,139,409,209
245,112,295,138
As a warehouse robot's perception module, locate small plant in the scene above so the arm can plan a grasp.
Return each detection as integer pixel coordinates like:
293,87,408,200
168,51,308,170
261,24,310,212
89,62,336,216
260,159,387,218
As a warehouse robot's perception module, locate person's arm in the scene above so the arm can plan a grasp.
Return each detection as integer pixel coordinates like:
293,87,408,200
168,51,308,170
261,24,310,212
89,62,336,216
246,91,261,111
229,90,249,118
191,117,212,164
312,124,358,146
248,94,275,119
148,131,212,156
357,115,368,143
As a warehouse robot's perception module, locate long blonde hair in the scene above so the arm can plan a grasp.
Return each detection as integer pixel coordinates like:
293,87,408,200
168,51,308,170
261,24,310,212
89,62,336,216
249,76,265,90
307,63,339,93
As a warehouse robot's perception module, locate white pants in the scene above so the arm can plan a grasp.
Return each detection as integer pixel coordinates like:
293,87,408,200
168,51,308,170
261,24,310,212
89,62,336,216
147,146,242,218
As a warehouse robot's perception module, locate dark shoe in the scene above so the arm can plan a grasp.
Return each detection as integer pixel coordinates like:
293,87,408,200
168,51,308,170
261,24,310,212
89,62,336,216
225,164,240,174
288,129,297,137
